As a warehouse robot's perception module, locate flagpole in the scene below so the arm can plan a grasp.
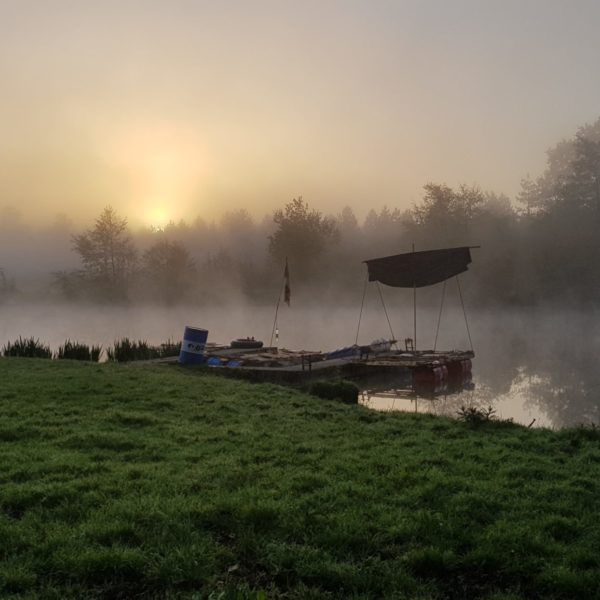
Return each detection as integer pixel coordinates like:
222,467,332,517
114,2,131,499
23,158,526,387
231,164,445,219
269,259,290,348
269,287,283,348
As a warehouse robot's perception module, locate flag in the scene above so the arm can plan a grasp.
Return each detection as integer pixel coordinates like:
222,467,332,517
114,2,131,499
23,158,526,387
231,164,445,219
284,258,291,306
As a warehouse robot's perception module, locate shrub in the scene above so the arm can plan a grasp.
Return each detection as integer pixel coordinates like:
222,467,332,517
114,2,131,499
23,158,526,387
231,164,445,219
309,380,359,404
457,405,496,427
56,340,102,362
2,337,52,359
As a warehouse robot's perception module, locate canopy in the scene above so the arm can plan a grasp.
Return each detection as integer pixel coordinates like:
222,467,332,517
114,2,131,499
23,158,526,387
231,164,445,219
364,247,473,288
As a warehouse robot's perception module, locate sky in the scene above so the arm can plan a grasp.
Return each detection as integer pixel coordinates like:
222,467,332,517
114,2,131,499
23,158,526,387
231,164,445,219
1,0,600,228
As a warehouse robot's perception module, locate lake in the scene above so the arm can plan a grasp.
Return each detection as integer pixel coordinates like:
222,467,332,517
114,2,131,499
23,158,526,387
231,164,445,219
1,302,599,429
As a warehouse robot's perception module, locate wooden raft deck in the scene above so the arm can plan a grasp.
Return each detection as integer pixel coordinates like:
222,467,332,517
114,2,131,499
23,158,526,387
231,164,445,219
171,347,475,385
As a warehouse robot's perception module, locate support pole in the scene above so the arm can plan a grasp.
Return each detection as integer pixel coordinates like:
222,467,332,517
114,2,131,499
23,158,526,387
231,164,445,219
355,270,369,345
412,243,417,351
376,281,396,342
433,280,447,352
456,275,474,352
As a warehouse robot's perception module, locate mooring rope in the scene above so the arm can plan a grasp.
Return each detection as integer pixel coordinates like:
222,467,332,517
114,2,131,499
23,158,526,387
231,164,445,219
376,281,396,343
355,271,369,345
433,279,447,352
456,275,474,352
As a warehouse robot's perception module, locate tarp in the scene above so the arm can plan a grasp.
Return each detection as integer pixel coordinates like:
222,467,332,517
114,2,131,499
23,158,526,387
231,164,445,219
364,247,473,288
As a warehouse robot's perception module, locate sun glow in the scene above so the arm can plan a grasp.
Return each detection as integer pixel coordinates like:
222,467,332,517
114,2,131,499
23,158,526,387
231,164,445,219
105,123,211,226
147,206,171,230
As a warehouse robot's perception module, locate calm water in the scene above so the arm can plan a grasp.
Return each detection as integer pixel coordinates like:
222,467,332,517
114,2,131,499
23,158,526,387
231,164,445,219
2,302,599,429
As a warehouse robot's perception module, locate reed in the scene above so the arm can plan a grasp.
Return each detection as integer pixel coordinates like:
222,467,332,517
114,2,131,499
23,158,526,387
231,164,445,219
106,337,182,362
159,338,181,358
56,340,102,362
2,336,52,358
106,338,158,362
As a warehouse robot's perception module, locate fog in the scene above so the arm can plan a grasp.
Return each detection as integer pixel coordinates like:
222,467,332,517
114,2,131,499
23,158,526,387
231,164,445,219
4,117,600,309
2,300,600,430
0,299,476,354
3,119,600,429
5,2,600,226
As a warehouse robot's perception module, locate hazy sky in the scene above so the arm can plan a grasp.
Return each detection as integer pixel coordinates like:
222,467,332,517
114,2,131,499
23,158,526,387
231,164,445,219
1,0,599,227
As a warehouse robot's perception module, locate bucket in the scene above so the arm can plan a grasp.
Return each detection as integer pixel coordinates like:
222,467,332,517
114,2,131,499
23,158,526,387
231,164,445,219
179,327,208,365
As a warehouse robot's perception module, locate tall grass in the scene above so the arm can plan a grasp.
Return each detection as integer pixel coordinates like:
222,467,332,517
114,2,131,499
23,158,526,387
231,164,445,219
56,340,102,362
159,338,181,358
2,336,52,358
106,338,181,362
1,336,179,363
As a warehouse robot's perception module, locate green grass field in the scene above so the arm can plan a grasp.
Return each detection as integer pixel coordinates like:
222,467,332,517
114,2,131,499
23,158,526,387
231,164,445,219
1,358,599,599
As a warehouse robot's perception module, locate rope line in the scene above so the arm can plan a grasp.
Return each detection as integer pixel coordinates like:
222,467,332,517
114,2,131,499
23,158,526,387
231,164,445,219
376,281,396,342
355,271,369,345
433,279,447,351
456,275,474,352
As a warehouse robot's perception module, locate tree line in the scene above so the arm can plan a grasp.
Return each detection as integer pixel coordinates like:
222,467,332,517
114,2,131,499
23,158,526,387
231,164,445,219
2,117,600,307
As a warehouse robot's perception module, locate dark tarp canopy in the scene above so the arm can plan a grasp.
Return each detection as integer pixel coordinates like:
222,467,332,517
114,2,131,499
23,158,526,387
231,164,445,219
364,247,473,288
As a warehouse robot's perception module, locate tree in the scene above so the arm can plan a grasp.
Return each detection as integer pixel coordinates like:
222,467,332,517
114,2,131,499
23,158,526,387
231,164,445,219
219,209,260,260
568,131,600,217
142,240,196,304
362,206,405,256
72,206,137,299
411,184,484,227
405,183,484,247
337,206,359,237
0,267,16,301
514,118,600,303
517,118,600,219
268,197,338,280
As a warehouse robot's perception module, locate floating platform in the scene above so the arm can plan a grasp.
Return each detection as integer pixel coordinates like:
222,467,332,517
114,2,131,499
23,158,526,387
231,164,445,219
172,344,475,386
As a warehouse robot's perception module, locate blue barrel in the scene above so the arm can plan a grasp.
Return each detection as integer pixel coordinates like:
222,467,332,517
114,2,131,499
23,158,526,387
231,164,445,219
179,326,208,365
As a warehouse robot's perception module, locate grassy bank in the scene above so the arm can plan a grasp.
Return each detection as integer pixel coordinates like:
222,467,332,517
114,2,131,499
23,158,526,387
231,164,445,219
0,359,599,599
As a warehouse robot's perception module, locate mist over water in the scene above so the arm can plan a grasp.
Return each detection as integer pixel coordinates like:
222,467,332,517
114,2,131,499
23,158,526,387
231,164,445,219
2,301,599,430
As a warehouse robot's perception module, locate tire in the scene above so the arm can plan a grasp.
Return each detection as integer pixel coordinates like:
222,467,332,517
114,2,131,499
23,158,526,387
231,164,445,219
230,338,263,349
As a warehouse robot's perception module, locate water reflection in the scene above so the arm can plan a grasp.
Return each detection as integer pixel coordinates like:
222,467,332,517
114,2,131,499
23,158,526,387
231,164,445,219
360,356,600,430
1,303,599,429
360,371,478,419
358,307,600,428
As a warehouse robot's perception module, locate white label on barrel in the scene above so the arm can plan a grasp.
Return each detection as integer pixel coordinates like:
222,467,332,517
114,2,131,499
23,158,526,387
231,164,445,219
182,338,206,355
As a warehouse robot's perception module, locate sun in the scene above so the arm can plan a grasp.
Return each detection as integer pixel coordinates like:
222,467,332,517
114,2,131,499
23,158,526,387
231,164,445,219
105,123,211,227
147,206,171,230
